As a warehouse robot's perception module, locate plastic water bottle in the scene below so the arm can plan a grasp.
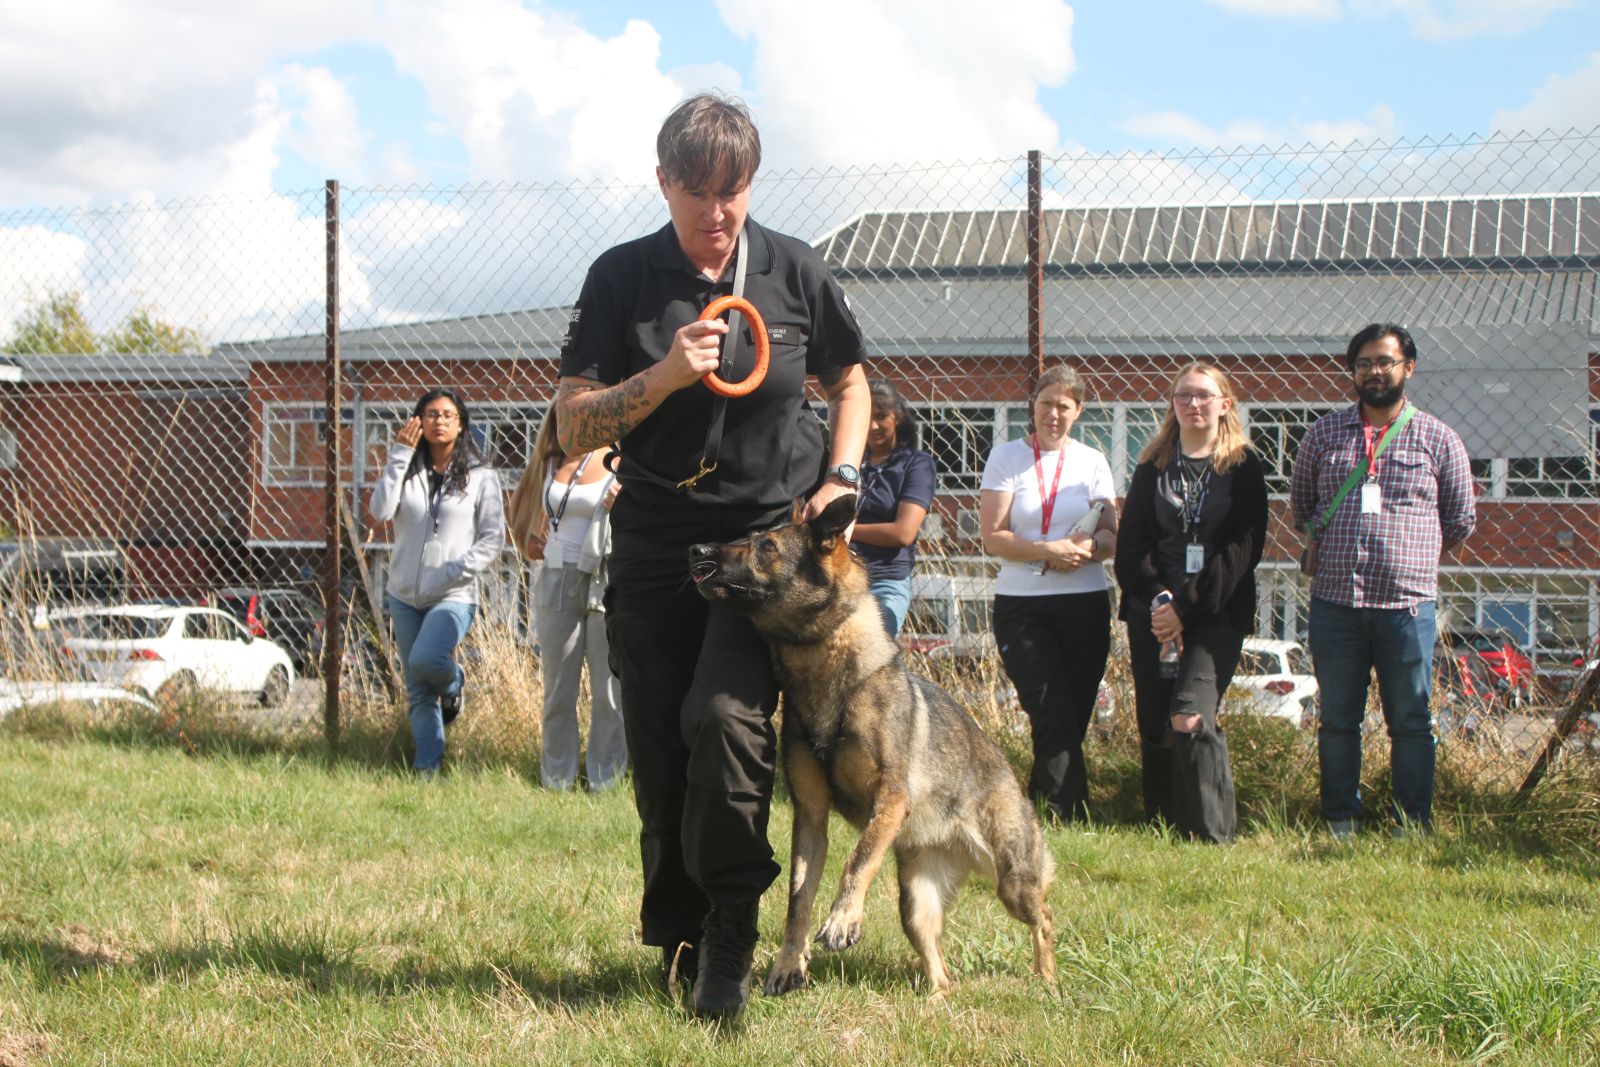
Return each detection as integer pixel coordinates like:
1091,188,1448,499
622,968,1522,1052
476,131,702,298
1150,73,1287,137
1153,591,1180,679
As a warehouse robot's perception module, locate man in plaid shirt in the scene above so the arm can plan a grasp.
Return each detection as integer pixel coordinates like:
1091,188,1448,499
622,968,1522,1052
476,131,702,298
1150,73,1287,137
1291,323,1476,837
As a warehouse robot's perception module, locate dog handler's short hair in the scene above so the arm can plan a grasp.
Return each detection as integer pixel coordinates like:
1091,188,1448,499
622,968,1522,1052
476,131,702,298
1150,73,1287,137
1030,363,1087,407
656,92,762,194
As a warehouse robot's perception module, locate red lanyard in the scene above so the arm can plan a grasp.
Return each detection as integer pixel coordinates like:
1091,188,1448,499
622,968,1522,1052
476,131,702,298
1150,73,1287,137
1031,433,1067,537
1361,405,1402,479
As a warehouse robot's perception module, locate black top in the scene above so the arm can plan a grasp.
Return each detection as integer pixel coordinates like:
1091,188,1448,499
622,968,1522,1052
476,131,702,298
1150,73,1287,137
854,446,937,581
559,219,867,586
1114,448,1268,632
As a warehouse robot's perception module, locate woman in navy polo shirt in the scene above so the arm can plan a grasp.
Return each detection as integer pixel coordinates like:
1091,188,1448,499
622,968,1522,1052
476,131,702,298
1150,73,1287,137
849,379,936,637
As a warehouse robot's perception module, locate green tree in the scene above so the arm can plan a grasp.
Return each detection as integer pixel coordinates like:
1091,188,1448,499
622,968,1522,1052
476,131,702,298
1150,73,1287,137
2,291,97,354
1,292,207,355
103,305,207,354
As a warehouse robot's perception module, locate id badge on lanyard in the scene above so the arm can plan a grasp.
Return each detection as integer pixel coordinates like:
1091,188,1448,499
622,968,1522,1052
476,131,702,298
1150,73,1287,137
1361,479,1382,514
1185,542,1205,574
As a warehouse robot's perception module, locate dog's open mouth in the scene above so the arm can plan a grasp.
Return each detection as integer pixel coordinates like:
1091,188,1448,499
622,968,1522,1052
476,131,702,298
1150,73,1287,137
690,559,719,584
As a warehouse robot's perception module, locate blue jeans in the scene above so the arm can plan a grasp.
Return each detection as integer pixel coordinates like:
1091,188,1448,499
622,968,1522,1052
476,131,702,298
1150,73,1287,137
869,575,912,638
387,595,476,772
1309,597,1437,826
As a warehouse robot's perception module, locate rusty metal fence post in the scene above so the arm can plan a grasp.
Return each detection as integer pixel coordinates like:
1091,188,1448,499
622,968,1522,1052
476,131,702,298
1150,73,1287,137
322,178,343,748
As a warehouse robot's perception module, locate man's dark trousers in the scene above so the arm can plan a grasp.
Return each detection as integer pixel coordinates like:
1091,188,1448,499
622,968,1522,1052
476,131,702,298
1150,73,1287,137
604,577,782,951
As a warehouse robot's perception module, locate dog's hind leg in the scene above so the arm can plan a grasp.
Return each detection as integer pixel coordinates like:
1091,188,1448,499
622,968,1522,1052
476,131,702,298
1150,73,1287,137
896,845,957,996
994,843,1056,983
765,745,831,996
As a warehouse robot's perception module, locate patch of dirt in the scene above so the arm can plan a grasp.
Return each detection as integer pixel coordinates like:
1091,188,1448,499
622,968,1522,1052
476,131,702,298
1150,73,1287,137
56,923,131,968
0,1032,52,1067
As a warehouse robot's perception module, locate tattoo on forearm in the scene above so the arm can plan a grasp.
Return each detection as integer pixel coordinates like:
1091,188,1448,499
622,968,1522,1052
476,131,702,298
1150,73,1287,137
816,366,845,388
561,376,650,451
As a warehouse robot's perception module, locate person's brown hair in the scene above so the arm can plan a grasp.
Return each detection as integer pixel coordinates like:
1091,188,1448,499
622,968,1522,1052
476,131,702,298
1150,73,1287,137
1027,363,1087,433
656,93,761,193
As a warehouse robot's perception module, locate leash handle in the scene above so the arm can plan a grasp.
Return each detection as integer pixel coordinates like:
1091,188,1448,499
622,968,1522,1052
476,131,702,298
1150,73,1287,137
699,296,769,398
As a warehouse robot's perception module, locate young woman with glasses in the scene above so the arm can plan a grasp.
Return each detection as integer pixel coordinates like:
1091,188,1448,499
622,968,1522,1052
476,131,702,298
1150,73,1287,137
1113,363,1267,842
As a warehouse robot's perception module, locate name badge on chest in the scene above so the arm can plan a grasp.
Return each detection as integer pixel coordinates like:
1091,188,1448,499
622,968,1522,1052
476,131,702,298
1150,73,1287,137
423,540,444,568
1361,480,1382,515
1185,543,1205,574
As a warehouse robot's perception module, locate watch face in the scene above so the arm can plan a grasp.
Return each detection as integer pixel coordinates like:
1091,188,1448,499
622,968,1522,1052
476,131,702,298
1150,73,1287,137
832,463,860,486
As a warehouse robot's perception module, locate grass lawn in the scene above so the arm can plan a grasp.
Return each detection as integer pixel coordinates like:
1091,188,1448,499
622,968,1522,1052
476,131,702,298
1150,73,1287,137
1,734,1597,1066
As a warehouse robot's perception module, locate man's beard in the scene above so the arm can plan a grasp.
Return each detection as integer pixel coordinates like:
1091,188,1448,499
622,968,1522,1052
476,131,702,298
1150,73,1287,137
1358,376,1406,409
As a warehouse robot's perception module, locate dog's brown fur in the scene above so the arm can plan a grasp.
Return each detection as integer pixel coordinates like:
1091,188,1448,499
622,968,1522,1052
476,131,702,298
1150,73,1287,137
689,496,1054,996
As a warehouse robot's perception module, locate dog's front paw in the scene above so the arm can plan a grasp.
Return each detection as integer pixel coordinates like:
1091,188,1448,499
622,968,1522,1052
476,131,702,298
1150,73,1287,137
815,911,864,951
764,960,810,996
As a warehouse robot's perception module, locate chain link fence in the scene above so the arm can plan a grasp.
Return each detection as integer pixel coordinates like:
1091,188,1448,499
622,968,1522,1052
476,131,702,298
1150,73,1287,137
1,129,1596,790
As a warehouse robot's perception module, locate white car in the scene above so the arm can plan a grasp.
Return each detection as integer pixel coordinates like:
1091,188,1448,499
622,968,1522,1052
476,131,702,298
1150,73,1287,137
0,680,158,717
1231,637,1319,727
58,605,295,706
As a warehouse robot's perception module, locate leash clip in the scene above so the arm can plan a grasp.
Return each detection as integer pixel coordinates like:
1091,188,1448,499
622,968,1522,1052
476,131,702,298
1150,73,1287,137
676,457,718,492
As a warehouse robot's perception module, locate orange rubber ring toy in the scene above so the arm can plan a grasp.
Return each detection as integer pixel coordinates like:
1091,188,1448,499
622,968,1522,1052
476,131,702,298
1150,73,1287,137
699,295,769,398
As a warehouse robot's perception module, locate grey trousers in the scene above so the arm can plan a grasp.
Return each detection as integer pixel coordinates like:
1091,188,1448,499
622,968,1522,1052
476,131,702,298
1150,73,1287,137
534,564,628,790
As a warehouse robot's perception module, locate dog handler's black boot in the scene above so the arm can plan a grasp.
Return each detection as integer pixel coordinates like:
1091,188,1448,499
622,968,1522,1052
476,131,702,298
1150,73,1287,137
692,903,758,1020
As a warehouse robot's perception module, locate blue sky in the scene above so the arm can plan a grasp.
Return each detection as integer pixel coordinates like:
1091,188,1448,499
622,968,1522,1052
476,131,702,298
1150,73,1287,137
2,0,1597,207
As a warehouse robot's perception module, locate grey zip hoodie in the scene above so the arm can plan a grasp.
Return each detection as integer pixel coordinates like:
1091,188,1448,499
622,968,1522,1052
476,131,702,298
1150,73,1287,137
369,443,506,609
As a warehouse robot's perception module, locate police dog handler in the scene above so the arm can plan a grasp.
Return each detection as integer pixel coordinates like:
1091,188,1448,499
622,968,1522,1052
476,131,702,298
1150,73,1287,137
554,93,869,1019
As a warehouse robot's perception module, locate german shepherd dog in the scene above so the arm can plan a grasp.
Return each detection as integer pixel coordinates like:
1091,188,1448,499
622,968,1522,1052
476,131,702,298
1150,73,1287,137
689,495,1055,996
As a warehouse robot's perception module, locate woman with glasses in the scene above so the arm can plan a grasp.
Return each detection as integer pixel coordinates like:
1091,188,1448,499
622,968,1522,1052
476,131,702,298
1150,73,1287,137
979,364,1118,824
369,388,505,778
1114,363,1267,842
848,379,936,637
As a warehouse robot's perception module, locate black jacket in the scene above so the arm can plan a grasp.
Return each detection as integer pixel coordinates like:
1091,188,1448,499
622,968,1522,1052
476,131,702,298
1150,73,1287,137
1114,448,1269,633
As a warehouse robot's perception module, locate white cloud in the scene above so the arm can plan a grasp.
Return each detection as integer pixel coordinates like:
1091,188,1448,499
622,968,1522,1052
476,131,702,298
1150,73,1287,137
1207,0,1578,39
0,0,374,205
1492,52,1600,134
376,0,686,182
1122,105,1398,149
717,0,1075,167
276,65,371,179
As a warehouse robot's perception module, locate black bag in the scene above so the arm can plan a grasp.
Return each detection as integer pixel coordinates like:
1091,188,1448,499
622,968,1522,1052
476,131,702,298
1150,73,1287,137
1171,727,1237,843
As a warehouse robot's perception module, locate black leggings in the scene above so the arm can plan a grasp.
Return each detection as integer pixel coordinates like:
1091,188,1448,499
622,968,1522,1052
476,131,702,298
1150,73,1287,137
992,591,1111,822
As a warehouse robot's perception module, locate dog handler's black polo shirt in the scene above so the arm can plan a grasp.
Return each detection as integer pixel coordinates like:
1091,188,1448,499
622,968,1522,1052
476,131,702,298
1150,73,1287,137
559,218,866,589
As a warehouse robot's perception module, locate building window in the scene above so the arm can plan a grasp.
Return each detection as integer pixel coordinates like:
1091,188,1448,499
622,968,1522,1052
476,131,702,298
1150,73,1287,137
1244,404,1342,496
263,405,354,487
921,404,1000,492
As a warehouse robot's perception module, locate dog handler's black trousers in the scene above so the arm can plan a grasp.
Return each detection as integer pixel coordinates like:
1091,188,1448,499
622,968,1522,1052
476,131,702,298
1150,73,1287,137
603,575,782,951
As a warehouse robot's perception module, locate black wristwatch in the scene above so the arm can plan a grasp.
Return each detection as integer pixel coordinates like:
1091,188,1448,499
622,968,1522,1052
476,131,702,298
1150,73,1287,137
826,463,860,488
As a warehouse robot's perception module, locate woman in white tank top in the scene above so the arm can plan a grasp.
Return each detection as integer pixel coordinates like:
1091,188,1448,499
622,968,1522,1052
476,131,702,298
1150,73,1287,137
515,413,628,790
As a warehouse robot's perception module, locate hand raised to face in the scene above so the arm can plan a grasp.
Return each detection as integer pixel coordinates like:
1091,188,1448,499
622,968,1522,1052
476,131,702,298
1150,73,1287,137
396,416,422,448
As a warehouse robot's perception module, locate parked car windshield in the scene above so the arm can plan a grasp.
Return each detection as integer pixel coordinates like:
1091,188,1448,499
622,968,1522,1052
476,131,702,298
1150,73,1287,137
1286,646,1313,675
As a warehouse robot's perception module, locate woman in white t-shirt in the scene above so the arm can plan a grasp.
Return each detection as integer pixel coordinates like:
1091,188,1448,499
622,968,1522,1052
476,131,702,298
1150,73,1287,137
979,364,1118,823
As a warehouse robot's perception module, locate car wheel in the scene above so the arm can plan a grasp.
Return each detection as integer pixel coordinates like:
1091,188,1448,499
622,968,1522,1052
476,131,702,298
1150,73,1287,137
156,672,195,709
259,666,290,707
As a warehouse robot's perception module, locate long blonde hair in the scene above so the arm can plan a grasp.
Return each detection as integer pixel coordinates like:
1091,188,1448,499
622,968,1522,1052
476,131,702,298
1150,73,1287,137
1138,362,1251,473
506,408,565,559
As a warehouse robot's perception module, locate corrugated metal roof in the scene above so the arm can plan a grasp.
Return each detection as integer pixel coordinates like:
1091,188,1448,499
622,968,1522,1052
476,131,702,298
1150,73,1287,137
218,306,571,363
844,269,1600,356
10,351,251,386
817,194,1600,273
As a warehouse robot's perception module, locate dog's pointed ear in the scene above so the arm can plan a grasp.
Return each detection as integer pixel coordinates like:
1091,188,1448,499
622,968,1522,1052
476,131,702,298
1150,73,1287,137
790,498,807,525
807,493,857,548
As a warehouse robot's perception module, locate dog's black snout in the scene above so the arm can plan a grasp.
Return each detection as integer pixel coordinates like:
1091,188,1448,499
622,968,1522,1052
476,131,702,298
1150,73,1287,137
688,543,721,583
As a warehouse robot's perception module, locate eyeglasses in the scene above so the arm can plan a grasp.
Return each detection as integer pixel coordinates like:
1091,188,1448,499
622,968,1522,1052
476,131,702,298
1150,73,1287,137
1353,358,1405,374
421,411,459,422
1173,392,1222,406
